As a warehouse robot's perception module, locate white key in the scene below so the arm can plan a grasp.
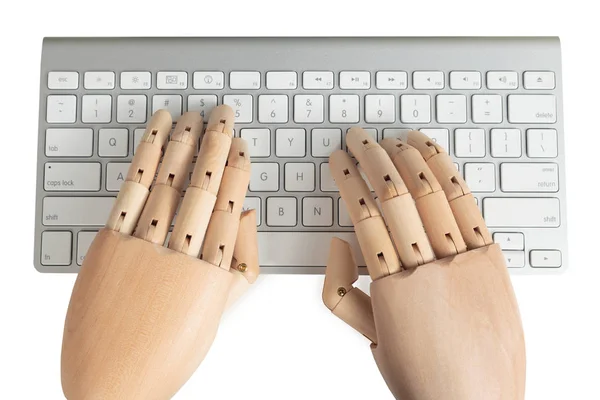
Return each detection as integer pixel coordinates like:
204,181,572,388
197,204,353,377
472,95,502,123
312,129,342,157
77,231,97,266
382,128,412,140
193,71,224,89
276,128,306,157
329,95,359,123
303,71,334,89
527,129,558,158
483,198,560,228
258,95,288,123
82,95,112,123
285,163,315,192
401,95,431,123
133,130,144,154
508,95,557,123
339,71,371,89
41,231,72,266
376,71,408,90
530,250,562,268
117,95,147,123
120,71,151,89
338,199,353,227
419,129,449,153
42,197,115,226
524,71,556,90
493,232,524,250
500,163,559,192
47,95,77,123
303,197,333,226
48,71,79,90
294,95,324,123
44,163,101,191
503,251,525,268
242,197,262,226
45,129,93,157
491,129,522,158
152,95,182,121
266,197,297,227
455,129,486,157
436,95,467,123
266,71,297,89
365,95,395,123
157,71,188,89
99,129,128,157
487,71,518,89
449,71,481,90
413,71,444,89
464,163,495,192
188,95,218,120
223,95,253,123
106,162,130,191
241,128,271,157
320,163,338,192
230,71,261,89
250,163,279,192
84,71,115,89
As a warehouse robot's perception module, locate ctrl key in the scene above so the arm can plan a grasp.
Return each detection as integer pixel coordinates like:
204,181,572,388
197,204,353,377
41,231,72,266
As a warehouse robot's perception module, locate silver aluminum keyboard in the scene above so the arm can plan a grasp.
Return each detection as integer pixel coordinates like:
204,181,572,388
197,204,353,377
35,37,568,274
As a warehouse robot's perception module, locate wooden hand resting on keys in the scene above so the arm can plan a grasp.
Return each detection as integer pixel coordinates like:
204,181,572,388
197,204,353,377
61,105,258,399
323,128,526,400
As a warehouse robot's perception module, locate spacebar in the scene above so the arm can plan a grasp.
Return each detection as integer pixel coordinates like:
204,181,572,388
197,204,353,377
258,232,365,267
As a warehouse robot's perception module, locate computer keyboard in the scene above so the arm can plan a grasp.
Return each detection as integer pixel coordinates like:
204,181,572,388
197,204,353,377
35,37,568,274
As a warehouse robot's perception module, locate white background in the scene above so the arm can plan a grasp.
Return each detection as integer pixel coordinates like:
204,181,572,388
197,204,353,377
1,1,599,399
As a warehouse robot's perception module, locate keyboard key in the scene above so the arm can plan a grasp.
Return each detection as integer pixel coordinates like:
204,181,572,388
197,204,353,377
188,95,218,120
376,71,408,90
508,95,557,123
240,128,271,157
413,71,444,89
48,71,79,89
152,95,182,121
77,231,97,265
117,95,147,123
419,129,449,153
483,198,560,228
285,163,315,192
42,197,115,226
491,129,521,158
400,95,431,123
258,95,288,123
329,95,359,123
157,71,188,89
494,232,525,250
84,71,115,89
455,129,485,157
99,129,128,157
472,95,502,123
266,197,297,227
530,250,562,268
436,95,467,123
503,251,525,268
41,231,72,266
320,163,338,192
500,163,559,192
303,197,333,226
242,197,261,226
365,95,395,123
230,71,261,89
303,71,334,89
45,129,93,157
82,95,112,123
338,199,353,227
193,71,224,89
339,71,370,89
312,129,342,157
449,71,481,90
106,162,130,191
44,163,101,191
266,71,297,89
294,95,324,123
527,129,558,158
223,95,253,123
383,128,412,140
120,71,151,89
47,95,77,123
464,163,495,192
276,128,306,157
487,71,518,89
250,163,279,192
524,71,556,90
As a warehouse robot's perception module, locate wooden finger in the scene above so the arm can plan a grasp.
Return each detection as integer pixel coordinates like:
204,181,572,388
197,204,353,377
133,112,203,244
346,128,434,268
330,150,400,280
403,130,493,249
105,110,172,234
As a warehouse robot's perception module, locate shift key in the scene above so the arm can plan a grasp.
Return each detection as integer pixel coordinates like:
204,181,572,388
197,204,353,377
483,197,560,227
43,197,115,226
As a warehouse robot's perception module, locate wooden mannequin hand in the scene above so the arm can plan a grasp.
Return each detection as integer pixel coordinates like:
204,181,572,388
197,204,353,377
322,129,525,400
61,106,258,400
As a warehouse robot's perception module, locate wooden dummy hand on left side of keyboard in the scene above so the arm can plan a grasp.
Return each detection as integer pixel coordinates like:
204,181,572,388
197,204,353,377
61,105,259,400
